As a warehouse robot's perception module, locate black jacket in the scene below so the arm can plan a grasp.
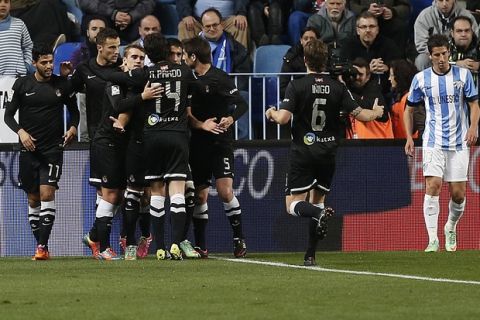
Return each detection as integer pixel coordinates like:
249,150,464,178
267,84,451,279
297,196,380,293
279,43,306,98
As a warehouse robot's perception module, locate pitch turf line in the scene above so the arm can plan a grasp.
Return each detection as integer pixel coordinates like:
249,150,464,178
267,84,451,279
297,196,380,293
213,257,480,286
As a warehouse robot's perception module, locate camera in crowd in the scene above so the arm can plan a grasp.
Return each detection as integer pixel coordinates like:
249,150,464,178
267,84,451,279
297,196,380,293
327,48,358,85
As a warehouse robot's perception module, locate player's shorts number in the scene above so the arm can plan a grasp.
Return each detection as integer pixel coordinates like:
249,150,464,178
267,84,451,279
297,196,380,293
311,98,326,131
155,81,181,113
223,157,230,175
48,163,60,179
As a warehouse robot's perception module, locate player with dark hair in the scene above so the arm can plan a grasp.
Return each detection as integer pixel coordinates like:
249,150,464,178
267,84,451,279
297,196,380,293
4,44,79,260
64,28,125,258
107,33,197,260
183,36,248,258
113,44,155,260
266,39,384,265
167,38,184,65
404,34,479,252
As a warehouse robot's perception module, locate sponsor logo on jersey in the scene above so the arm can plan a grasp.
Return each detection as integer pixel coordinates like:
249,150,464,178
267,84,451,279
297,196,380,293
87,75,96,79
111,85,120,96
147,114,160,126
55,89,62,97
304,133,315,146
25,92,35,96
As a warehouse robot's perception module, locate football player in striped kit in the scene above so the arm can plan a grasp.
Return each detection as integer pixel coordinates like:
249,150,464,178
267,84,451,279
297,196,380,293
404,34,480,253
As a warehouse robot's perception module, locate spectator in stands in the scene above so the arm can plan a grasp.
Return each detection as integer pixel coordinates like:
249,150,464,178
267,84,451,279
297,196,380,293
306,0,356,51
248,0,287,46
133,15,161,66
449,15,480,83
348,57,393,138
177,0,249,49
199,8,251,76
279,26,319,98
78,0,156,44
135,14,161,45
341,12,401,95
167,38,184,65
348,0,410,49
388,59,419,139
414,0,478,71
0,0,33,76
10,0,74,47
76,17,107,64
466,0,480,23
288,0,324,45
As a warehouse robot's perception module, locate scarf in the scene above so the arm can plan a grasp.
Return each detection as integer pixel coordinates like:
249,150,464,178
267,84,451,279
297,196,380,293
0,15,12,32
202,32,231,73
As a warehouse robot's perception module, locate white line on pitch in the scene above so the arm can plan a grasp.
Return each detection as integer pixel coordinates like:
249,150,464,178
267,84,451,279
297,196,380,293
213,257,480,286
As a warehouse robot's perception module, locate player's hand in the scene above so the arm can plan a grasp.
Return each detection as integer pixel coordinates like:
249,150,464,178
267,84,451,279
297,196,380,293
372,98,384,119
182,16,196,31
109,116,126,133
63,126,77,146
265,106,276,121
18,129,36,151
405,136,415,157
218,116,234,130
465,127,478,146
202,117,225,134
141,81,164,100
234,15,247,31
60,61,74,76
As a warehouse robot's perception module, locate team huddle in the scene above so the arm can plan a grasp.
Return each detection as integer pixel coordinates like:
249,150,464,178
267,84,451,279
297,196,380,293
4,29,479,265
5,29,247,261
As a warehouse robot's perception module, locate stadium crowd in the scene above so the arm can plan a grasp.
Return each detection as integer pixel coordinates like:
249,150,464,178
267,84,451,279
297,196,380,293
1,0,479,264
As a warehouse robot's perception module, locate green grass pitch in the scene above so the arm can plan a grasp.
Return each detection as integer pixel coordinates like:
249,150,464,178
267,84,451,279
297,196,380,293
1,251,479,320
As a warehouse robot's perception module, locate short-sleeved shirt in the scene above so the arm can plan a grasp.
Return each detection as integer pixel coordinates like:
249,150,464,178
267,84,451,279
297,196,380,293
280,72,360,155
407,65,478,150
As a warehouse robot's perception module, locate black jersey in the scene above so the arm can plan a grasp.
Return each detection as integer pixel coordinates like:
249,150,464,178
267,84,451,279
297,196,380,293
92,81,130,145
189,66,247,142
280,72,360,153
108,62,194,134
70,58,121,139
4,74,79,151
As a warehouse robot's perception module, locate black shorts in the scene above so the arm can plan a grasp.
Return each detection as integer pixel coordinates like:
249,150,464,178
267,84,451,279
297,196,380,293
144,131,189,182
88,141,101,188
18,145,63,193
285,146,336,195
190,139,234,188
91,141,127,189
125,137,146,188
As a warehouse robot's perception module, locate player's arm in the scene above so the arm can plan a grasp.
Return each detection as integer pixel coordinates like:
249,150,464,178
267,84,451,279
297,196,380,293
466,99,480,146
463,70,479,146
4,84,37,151
218,75,248,130
63,90,80,146
186,106,225,134
266,80,294,125
403,103,416,157
265,107,292,125
115,81,163,113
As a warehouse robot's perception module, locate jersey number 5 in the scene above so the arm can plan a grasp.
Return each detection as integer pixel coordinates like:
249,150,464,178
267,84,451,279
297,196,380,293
155,81,181,113
311,98,326,131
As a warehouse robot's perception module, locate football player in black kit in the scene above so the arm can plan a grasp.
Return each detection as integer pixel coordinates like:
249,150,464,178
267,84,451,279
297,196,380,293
64,28,124,258
183,37,248,258
107,33,197,260
266,39,384,266
85,33,162,260
4,45,79,260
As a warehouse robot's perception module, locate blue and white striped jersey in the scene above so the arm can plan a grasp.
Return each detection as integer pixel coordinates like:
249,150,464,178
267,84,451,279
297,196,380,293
407,65,478,150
